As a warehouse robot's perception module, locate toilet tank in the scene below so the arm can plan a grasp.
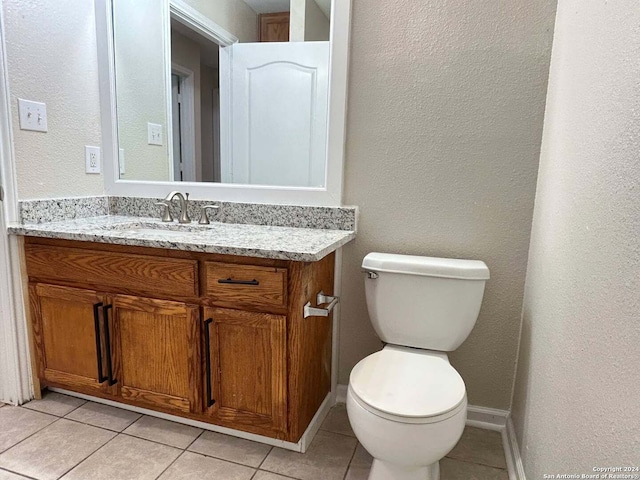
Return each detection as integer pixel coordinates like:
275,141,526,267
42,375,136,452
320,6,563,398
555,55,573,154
362,253,490,351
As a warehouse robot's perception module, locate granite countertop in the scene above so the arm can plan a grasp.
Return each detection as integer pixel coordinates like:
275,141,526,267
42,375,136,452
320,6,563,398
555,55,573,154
8,215,356,262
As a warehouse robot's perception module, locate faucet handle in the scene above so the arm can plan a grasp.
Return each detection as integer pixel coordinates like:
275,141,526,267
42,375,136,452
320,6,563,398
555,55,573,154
199,205,220,225
155,201,173,222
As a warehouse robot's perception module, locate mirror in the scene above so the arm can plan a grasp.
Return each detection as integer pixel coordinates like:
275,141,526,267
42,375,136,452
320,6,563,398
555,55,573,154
111,0,333,188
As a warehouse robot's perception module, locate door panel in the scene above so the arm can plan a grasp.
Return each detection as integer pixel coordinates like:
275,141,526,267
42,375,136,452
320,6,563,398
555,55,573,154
219,41,329,187
30,284,113,394
203,308,287,437
112,294,200,414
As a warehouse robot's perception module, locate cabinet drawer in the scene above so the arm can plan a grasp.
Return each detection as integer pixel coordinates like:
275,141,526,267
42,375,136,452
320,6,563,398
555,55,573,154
204,262,287,309
25,245,198,297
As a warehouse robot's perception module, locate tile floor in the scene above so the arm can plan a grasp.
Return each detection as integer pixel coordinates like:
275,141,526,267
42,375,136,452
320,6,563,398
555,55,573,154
0,394,509,479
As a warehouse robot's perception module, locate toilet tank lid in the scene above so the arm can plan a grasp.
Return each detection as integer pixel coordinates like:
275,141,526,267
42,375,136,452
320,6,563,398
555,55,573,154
362,253,490,280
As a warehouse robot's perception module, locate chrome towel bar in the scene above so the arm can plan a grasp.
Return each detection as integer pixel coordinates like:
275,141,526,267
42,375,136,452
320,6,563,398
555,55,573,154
303,291,339,318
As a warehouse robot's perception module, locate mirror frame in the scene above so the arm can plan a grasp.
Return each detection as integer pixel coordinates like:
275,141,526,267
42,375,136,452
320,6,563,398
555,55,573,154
95,0,351,206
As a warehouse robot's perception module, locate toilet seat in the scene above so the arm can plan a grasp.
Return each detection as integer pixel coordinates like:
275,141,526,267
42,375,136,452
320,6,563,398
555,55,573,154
349,345,467,424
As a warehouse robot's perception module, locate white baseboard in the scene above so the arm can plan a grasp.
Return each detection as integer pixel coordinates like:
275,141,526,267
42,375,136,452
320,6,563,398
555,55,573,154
335,384,523,478
336,383,348,404
50,387,332,453
466,405,508,431
503,417,526,480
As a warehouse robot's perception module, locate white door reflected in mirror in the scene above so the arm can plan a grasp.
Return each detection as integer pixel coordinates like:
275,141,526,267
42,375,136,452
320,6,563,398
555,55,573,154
111,0,332,188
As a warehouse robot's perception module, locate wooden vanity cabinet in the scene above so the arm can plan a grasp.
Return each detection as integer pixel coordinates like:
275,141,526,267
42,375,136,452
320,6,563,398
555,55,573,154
30,283,116,397
24,237,335,443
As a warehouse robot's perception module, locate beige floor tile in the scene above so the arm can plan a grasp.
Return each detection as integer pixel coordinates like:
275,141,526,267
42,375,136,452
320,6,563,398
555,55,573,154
62,434,181,480
261,430,357,480
345,443,373,480
65,401,141,432
447,426,507,469
0,419,115,480
123,415,202,449
0,470,30,479
253,471,294,480
320,404,355,437
22,392,85,417
158,451,255,480
0,407,57,453
440,457,509,480
188,431,272,468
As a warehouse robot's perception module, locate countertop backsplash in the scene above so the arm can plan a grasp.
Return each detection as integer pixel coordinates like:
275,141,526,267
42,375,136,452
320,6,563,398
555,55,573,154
18,196,358,232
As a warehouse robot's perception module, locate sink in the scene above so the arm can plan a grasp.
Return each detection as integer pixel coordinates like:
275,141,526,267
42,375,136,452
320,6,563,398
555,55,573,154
101,221,215,237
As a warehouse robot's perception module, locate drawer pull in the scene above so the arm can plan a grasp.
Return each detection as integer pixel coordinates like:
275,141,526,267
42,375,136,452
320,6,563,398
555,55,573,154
102,304,117,386
93,302,107,383
303,292,340,319
204,318,216,408
217,278,260,286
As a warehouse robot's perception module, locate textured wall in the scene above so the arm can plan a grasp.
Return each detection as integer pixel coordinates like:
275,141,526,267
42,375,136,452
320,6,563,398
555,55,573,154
113,0,170,182
340,0,557,409
183,0,258,43
511,0,640,473
3,0,104,199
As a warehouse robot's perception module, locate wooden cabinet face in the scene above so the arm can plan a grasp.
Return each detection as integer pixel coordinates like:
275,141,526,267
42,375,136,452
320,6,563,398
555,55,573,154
111,295,201,414
203,308,287,437
30,284,113,394
259,12,290,42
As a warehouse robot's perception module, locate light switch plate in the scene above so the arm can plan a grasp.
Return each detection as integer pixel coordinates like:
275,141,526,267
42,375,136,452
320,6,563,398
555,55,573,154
147,122,163,146
18,98,48,132
85,146,101,174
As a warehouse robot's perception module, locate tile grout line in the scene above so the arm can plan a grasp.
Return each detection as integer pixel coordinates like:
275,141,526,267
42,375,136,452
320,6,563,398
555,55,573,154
0,466,39,480
341,441,359,480
0,415,63,456
445,455,509,471
53,431,120,480
150,446,185,480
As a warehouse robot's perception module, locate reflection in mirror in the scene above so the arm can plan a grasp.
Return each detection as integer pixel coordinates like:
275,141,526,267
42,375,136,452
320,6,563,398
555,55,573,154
112,0,332,188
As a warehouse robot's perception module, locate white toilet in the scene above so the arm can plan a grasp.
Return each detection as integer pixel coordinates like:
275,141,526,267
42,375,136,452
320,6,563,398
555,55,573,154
346,252,490,480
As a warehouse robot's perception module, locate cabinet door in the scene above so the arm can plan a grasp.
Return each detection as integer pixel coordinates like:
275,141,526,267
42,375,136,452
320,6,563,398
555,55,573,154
30,284,114,395
110,295,201,414
203,308,287,438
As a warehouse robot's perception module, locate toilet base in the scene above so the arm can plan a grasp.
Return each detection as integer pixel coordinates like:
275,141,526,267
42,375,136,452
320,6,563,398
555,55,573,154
368,459,440,480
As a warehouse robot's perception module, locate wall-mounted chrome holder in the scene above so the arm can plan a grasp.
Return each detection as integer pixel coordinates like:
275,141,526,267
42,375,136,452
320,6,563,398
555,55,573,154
303,291,339,319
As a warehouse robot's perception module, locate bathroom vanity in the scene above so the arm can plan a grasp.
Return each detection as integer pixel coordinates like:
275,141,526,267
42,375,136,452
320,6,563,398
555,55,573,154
11,201,355,450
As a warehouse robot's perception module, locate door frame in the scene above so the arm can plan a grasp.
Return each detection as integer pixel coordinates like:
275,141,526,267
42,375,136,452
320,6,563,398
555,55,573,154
171,64,197,182
0,0,32,405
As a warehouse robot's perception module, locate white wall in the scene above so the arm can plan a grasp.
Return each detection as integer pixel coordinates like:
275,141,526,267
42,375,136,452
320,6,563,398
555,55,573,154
3,0,104,199
303,0,329,41
113,0,171,182
183,0,258,43
511,0,640,473
290,0,330,42
340,0,557,409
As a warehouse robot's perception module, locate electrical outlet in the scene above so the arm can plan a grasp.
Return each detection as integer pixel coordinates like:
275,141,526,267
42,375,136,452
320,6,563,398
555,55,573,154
85,146,101,174
18,98,48,132
148,122,163,146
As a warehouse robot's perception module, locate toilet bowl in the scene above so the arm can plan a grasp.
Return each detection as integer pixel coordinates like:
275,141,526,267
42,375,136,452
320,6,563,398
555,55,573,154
347,345,467,480
347,253,489,480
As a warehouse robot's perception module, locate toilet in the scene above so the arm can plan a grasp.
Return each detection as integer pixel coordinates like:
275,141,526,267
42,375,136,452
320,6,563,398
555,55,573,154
346,252,490,480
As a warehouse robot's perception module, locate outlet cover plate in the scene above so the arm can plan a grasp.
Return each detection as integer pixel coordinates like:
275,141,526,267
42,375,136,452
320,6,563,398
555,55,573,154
85,146,101,174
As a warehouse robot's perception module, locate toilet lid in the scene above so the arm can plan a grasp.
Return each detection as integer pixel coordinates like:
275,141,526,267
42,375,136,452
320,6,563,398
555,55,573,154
349,346,466,419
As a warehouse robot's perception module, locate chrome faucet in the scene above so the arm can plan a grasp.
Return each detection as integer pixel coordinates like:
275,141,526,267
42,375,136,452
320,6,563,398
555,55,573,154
164,191,191,224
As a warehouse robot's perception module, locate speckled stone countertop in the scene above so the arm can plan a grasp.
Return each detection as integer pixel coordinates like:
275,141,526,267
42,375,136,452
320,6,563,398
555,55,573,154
8,216,355,262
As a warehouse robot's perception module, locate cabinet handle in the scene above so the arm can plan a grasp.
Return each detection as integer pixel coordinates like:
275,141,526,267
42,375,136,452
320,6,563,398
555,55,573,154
204,318,215,408
102,304,117,386
93,302,107,383
217,278,259,286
